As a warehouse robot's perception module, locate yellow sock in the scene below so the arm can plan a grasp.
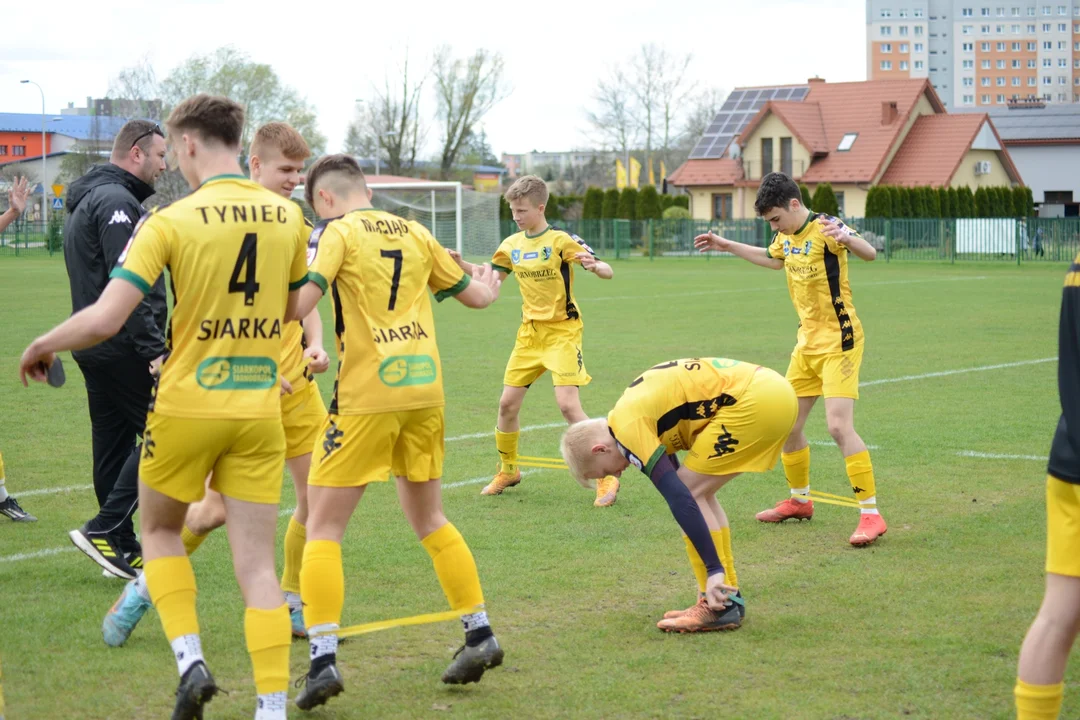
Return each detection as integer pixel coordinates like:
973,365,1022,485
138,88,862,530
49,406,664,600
300,540,344,630
180,526,207,556
781,446,811,499
0,451,5,480
280,517,306,595
422,523,485,610
1015,679,1064,719
682,536,708,593
495,428,519,474
845,450,878,507
245,604,291,695
718,527,738,588
145,556,199,641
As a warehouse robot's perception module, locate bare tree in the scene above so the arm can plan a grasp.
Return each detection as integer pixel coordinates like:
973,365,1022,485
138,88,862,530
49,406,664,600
585,68,638,160
680,87,728,151
107,54,163,120
352,52,428,176
655,50,695,170
433,46,508,180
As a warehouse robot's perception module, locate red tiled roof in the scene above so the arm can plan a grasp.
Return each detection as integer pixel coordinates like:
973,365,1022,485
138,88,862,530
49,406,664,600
800,79,944,184
666,158,743,187
739,101,828,155
879,113,1023,186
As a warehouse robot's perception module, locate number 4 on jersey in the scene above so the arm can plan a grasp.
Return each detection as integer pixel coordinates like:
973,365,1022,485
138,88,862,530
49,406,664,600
229,233,260,306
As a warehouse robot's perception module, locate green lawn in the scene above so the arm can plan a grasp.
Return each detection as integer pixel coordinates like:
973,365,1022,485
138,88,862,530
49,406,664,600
0,255,1069,719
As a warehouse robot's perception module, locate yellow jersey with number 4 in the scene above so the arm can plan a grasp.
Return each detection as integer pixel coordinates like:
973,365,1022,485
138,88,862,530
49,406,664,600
766,213,863,355
111,174,309,420
306,209,471,416
492,226,594,323
607,358,759,475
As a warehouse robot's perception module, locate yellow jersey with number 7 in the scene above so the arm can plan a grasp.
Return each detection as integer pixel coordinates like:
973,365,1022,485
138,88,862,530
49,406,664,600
306,209,471,416
111,174,309,420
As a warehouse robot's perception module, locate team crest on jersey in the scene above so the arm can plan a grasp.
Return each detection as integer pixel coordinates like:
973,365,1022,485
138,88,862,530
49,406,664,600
542,246,552,260
511,248,522,264
782,239,813,256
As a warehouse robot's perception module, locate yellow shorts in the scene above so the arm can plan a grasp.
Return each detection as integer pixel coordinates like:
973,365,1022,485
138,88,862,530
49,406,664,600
684,368,798,476
282,381,326,460
503,319,591,388
308,407,445,487
786,343,864,400
1047,474,1080,577
139,412,285,505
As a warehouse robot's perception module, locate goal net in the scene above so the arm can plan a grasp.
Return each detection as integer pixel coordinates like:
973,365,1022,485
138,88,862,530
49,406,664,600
292,181,500,257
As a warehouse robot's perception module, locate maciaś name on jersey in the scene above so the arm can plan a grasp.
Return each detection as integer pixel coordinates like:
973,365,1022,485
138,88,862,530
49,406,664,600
193,202,293,342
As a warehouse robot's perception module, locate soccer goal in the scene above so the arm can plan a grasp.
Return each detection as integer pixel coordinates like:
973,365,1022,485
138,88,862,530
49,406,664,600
292,180,500,257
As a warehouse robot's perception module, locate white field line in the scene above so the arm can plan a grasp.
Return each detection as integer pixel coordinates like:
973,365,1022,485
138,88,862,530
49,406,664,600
860,357,1056,387
809,440,881,450
17,484,93,498
957,450,1045,461
445,422,564,443
589,275,987,302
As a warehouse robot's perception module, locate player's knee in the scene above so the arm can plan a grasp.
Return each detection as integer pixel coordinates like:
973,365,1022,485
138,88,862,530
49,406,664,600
187,504,226,535
826,417,852,442
556,398,581,421
498,395,522,418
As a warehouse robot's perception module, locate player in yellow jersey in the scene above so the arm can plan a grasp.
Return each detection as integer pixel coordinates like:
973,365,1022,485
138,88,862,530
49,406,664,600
694,172,887,546
560,357,797,631
286,155,504,710
1014,253,1080,720
0,179,37,523
449,175,618,506
19,95,309,720
100,122,330,648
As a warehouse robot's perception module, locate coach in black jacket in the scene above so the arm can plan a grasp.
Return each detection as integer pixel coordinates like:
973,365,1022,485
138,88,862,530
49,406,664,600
63,119,167,580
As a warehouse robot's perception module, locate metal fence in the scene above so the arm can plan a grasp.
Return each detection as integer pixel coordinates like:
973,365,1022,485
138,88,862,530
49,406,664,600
6,215,1077,263
500,217,1080,263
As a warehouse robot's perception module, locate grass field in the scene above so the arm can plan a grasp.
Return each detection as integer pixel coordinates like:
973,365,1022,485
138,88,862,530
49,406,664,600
0,255,1070,719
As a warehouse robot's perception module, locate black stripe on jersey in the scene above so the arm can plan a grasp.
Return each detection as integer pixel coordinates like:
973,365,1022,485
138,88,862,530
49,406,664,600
165,266,177,353
559,260,579,320
328,280,345,414
822,247,856,351
655,394,738,437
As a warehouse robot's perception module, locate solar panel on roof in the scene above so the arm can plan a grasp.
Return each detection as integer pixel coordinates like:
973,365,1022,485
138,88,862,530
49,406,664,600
687,85,810,160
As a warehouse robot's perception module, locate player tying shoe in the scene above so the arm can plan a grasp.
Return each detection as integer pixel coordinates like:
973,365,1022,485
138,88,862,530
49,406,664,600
21,94,310,720
449,175,618,506
1014,252,1080,720
101,122,329,648
288,155,505,710
560,357,798,632
694,172,886,546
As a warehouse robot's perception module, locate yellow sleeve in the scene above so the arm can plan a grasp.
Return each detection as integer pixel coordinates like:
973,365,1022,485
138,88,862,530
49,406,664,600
426,232,472,302
306,221,347,294
109,213,169,295
288,213,309,290
765,233,785,260
608,412,666,476
492,239,513,274
558,231,595,263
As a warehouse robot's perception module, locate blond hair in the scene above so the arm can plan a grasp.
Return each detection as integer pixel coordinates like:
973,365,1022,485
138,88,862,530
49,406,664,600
251,122,310,162
504,175,549,208
304,154,367,207
166,94,244,149
560,418,611,489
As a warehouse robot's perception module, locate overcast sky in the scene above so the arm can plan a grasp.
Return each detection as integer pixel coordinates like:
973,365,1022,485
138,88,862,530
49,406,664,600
2,0,867,158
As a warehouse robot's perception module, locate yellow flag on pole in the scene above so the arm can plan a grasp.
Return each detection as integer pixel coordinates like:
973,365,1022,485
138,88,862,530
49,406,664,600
629,156,641,188
648,157,655,186
615,159,627,189
660,161,667,183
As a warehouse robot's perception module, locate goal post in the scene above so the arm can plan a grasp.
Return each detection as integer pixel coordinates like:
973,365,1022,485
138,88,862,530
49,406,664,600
291,180,500,257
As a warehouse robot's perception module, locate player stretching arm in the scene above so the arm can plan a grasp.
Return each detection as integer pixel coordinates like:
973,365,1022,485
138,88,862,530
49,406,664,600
694,172,886,547
284,155,503,710
560,357,798,632
451,175,619,507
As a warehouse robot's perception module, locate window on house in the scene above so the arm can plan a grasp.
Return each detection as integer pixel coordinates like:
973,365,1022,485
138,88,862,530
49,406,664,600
900,25,909,34
1058,4,1067,13
981,41,990,50
882,42,893,51
997,58,1007,67
1012,59,1021,67
982,7,991,14
963,41,974,50
997,6,1005,14
915,59,924,69
1043,5,1052,14
881,60,893,70
712,194,733,220
962,6,973,14
1044,22,1053,29
1012,6,1020,15
780,137,793,177
900,42,909,51
1012,41,1021,49
1012,25,1021,33
881,8,892,16
12,146,25,156
761,137,773,175
1029,59,1037,67
900,60,910,69
983,76,992,85
837,133,858,151
997,93,1007,102
963,94,975,103
964,76,975,85
915,42,925,51
915,24,924,33
997,76,1007,84
1027,23,1036,31
0,146,7,156
1013,76,1022,84
914,7,924,16
964,59,975,68
882,25,892,35
1060,22,1068,30
899,8,909,16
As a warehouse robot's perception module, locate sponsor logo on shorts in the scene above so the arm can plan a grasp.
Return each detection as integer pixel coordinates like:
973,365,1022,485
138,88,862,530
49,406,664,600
195,357,277,390
321,419,343,461
142,429,156,459
378,355,437,387
707,424,740,459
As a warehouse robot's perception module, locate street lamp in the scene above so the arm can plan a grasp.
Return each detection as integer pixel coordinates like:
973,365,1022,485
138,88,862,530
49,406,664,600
20,80,47,230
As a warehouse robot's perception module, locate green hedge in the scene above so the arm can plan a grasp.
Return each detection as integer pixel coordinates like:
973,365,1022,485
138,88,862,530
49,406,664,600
865,184,1032,218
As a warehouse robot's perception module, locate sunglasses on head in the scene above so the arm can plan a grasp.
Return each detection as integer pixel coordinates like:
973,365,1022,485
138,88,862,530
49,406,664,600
130,125,164,150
